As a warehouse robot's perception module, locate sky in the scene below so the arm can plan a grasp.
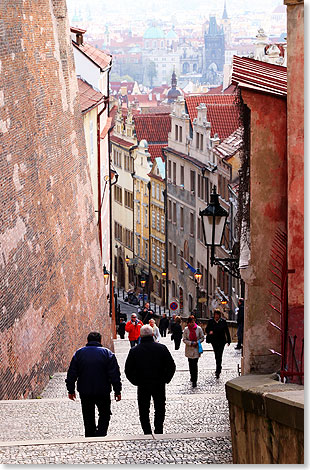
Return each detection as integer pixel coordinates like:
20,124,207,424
66,0,283,21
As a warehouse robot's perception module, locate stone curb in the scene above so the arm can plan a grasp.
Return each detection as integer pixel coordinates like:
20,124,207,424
0,431,231,448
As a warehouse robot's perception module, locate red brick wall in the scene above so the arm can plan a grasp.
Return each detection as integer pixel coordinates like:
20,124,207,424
0,0,112,399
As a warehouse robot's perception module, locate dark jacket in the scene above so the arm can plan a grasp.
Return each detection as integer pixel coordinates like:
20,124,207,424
237,304,244,325
125,336,176,386
66,341,122,396
172,323,183,339
159,317,169,330
206,318,231,345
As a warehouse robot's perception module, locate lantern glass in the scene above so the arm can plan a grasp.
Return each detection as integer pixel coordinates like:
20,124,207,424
203,214,227,246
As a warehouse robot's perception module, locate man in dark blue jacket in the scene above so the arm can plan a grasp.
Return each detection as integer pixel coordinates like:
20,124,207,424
66,331,122,437
125,325,176,435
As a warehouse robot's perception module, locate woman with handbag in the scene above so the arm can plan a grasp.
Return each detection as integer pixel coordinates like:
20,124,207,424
206,310,231,379
182,315,204,388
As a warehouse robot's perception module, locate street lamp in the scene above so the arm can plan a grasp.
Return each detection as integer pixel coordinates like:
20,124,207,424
125,255,130,265
103,264,110,284
161,271,167,310
194,268,202,315
199,186,240,278
141,276,146,309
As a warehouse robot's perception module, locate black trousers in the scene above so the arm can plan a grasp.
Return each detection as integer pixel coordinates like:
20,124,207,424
174,337,182,350
188,358,199,384
80,394,111,437
159,328,167,337
137,383,166,434
212,343,225,374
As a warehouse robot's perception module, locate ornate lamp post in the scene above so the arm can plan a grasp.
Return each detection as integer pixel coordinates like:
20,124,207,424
161,271,167,310
103,264,110,283
199,186,240,279
141,276,146,309
194,268,202,315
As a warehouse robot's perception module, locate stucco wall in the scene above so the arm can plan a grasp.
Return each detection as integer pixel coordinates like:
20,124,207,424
0,0,111,399
240,90,287,374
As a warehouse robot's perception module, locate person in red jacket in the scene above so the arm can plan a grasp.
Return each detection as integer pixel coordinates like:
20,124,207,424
125,313,143,347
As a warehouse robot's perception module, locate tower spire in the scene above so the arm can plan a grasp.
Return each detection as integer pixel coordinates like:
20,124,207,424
222,0,228,19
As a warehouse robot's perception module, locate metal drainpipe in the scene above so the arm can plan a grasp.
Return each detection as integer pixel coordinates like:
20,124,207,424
97,93,110,255
147,181,151,302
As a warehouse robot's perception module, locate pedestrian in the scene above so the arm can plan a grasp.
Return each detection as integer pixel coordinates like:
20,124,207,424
182,315,204,387
65,331,121,437
117,318,126,339
169,313,177,334
159,313,169,337
206,309,231,379
172,315,183,350
140,302,155,324
125,325,176,435
149,318,161,342
125,313,143,348
235,298,244,350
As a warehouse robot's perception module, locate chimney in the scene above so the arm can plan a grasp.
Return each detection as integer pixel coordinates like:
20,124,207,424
76,32,83,46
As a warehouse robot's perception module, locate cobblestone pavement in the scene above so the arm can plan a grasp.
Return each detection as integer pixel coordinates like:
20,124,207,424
0,334,241,464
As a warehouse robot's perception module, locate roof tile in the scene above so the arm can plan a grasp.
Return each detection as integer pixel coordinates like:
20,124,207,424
77,78,104,113
133,113,171,143
73,41,111,70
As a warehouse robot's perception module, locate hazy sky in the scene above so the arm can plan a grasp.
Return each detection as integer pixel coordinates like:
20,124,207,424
66,0,283,20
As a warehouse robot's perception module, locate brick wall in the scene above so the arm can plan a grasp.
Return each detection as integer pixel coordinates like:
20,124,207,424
0,0,112,399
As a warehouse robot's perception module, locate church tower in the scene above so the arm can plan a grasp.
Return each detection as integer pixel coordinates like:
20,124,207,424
221,1,231,47
204,15,225,73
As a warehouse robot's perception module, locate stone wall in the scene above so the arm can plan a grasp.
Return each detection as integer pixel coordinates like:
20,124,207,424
226,375,304,464
0,0,112,399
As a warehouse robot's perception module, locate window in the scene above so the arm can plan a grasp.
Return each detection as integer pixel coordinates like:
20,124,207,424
156,184,159,200
190,212,194,236
173,162,176,184
144,241,148,260
175,124,178,141
124,190,133,210
180,165,184,186
125,229,133,249
157,247,160,266
114,149,122,168
168,241,172,262
190,170,195,194
172,202,176,224
180,207,184,230
179,126,183,142
200,133,203,151
144,207,148,227
152,210,156,229
156,212,160,231
196,132,200,149
161,187,165,202
168,199,172,220
161,215,165,233
115,222,123,242
171,280,176,298
180,250,184,272
188,294,193,311
161,249,165,269
114,185,122,204
136,180,140,192
137,203,140,223
114,255,118,274
152,182,155,198
137,237,140,256
204,177,209,202
168,160,171,179
124,154,134,172
173,244,177,265
152,244,156,263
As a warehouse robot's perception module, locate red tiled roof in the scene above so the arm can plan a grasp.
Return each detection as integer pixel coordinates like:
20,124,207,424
207,84,237,94
110,81,135,94
231,55,287,97
213,127,243,160
73,41,111,70
110,135,135,148
127,94,159,105
148,144,166,162
140,105,171,114
133,114,171,144
185,95,239,140
77,78,105,113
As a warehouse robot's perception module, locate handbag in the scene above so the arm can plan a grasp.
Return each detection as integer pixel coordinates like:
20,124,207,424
205,334,213,344
198,340,203,354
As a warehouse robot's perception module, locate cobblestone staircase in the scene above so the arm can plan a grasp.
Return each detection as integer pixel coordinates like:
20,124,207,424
0,337,241,464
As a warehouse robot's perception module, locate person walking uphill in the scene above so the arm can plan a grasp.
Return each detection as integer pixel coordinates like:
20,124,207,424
183,315,204,387
125,325,176,435
65,331,122,438
125,313,143,347
206,310,231,379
